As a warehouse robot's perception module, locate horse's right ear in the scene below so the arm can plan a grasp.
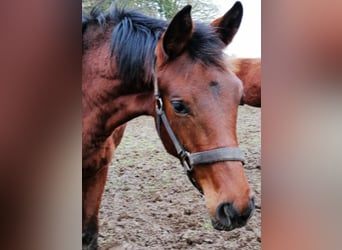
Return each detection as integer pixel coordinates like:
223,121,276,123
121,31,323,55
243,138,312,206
211,1,243,46
162,5,193,59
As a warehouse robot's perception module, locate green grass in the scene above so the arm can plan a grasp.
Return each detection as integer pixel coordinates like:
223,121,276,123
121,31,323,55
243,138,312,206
201,219,213,230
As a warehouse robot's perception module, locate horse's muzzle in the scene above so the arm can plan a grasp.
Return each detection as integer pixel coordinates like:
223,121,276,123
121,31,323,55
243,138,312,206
212,197,255,231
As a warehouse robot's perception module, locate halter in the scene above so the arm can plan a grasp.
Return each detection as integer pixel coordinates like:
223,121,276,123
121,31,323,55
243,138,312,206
152,60,245,195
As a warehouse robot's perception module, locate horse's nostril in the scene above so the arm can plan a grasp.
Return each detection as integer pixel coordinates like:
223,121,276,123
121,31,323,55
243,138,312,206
216,203,233,227
215,199,254,229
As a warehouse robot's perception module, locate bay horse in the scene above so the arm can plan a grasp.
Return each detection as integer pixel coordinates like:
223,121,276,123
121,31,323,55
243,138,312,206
82,2,254,249
227,57,261,107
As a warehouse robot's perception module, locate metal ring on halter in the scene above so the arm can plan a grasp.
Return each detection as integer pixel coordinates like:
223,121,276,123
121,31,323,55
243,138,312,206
155,96,163,112
180,151,192,172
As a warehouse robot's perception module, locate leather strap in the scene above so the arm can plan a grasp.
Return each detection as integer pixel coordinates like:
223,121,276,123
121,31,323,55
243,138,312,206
189,147,245,166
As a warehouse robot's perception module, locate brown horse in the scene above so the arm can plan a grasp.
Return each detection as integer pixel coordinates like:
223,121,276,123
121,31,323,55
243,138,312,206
227,57,261,107
82,2,254,249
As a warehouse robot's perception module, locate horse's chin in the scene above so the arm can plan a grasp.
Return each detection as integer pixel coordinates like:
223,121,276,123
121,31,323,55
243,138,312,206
211,219,246,231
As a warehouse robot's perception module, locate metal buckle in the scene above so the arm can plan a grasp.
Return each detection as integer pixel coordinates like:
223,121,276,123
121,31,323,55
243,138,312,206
180,151,192,172
155,96,163,115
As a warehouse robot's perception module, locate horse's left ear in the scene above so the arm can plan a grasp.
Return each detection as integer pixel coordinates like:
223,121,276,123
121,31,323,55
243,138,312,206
211,1,243,46
163,5,193,59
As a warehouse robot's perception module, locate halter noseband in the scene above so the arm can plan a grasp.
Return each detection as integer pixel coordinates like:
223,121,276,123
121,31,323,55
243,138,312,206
152,61,245,195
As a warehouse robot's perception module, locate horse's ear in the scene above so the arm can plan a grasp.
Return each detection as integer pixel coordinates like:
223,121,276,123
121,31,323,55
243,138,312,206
163,5,193,59
211,1,243,46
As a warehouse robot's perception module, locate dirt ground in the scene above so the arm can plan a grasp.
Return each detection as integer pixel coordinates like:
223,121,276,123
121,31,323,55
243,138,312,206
98,105,261,249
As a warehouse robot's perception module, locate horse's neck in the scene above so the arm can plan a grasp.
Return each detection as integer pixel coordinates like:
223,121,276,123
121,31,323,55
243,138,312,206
82,24,155,155
82,89,154,155
82,31,142,112
82,62,154,156
83,24,153,109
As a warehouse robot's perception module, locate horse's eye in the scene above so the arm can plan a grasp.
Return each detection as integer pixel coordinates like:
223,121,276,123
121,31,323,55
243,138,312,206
171,100,190,115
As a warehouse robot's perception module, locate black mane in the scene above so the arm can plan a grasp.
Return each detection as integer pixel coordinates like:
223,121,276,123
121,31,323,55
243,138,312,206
83,3,226,89
109,6,167,88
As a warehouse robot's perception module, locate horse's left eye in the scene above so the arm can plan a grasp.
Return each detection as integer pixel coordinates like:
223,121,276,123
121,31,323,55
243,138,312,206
171,100,190,115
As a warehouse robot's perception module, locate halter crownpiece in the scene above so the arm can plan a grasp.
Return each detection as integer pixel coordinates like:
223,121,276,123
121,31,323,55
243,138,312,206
152,59,245,194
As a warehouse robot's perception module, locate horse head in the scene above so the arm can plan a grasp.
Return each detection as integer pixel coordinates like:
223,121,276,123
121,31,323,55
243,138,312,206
153,2,254,231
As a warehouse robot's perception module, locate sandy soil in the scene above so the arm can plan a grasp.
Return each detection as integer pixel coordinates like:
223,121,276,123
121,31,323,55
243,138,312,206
98,105,261,249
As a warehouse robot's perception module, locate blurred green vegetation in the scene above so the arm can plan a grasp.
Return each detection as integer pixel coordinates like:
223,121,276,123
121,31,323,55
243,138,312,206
82,0,219,22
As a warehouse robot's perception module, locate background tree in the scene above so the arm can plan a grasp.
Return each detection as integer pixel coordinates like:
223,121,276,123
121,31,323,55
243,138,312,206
82,0,219,22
